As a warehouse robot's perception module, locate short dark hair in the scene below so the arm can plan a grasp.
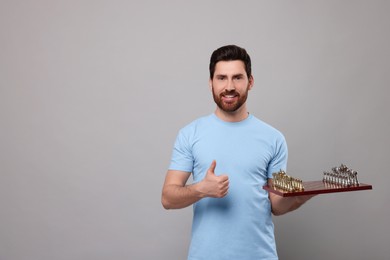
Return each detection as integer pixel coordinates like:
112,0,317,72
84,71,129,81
209,45,252,79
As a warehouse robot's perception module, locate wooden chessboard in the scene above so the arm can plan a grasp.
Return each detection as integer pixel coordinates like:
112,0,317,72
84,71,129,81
263,181,372,197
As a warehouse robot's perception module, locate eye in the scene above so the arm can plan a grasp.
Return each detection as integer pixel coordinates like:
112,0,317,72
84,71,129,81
216,76,226,80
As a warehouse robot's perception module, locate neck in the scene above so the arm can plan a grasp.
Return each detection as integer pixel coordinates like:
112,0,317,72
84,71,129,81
214,105,249,122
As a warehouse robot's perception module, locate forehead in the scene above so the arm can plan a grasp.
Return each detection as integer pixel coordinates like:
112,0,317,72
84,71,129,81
214,60,246,75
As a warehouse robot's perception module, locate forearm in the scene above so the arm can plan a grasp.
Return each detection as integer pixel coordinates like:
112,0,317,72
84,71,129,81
162,164,229,209
270,194,314,216
161,183,204,209
271,196,302,215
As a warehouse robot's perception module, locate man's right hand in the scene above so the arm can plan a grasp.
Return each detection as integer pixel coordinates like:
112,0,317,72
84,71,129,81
198,160,229,198
162,161,229,209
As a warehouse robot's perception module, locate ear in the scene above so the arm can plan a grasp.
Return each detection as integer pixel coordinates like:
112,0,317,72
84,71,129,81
248,75,254,90
209,78,213,91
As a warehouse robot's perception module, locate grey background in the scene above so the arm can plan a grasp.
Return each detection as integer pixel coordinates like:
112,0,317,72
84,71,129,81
1,1,389,259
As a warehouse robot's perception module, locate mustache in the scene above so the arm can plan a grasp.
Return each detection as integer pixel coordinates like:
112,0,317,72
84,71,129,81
220,90,240,97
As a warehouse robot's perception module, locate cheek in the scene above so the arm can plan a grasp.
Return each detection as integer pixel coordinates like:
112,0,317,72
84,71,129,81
210,83,223,93
212,87,220,97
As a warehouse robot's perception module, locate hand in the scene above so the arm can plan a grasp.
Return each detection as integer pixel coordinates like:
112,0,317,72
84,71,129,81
198,160,229,198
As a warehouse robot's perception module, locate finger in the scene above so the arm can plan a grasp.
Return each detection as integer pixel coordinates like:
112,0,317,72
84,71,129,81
219,174,229,181
221,187,229,197
208,160,217,175
220,179,229,190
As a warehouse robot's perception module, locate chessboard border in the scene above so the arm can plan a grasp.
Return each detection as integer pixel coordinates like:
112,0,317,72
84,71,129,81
263,180,372,197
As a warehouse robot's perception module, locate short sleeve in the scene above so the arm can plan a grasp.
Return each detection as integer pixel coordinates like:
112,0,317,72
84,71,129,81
267,134,288,178
168,129,194,173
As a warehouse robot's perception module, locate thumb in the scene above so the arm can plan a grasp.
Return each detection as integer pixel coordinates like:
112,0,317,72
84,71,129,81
207,160,217,175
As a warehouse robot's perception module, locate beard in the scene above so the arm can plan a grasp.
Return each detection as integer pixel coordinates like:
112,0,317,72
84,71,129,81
212,86,249,113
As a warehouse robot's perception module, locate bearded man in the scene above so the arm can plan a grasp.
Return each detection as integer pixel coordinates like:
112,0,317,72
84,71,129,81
162,45,313,260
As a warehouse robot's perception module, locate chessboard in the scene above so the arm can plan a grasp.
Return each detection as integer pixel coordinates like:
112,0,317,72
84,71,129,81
263,181,372,197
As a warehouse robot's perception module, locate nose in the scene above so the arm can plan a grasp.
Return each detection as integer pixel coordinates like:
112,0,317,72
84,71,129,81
226,79,235,91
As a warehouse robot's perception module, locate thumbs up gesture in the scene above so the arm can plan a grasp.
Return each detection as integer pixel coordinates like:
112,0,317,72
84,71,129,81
199,160,229,198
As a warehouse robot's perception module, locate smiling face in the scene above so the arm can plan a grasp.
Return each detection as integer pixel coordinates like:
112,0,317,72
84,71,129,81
210,60,254,121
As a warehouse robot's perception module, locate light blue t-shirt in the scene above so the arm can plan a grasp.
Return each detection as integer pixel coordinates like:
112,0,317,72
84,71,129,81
169,113,288,260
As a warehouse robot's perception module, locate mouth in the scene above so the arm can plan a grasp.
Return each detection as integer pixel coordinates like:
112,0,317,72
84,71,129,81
221,93,239,103
222,94,237,98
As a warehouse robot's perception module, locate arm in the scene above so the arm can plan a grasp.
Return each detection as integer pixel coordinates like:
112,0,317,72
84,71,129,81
268,178,315,216
161,160,229,209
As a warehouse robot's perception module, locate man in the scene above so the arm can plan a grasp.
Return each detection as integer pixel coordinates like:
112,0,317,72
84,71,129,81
162,45,313,260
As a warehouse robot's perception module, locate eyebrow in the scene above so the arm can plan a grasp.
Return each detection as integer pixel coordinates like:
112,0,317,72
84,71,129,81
215,73,245,78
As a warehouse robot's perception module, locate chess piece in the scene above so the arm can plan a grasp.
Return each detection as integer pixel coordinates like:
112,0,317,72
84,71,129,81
272,170,304,192
323,164,360,187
